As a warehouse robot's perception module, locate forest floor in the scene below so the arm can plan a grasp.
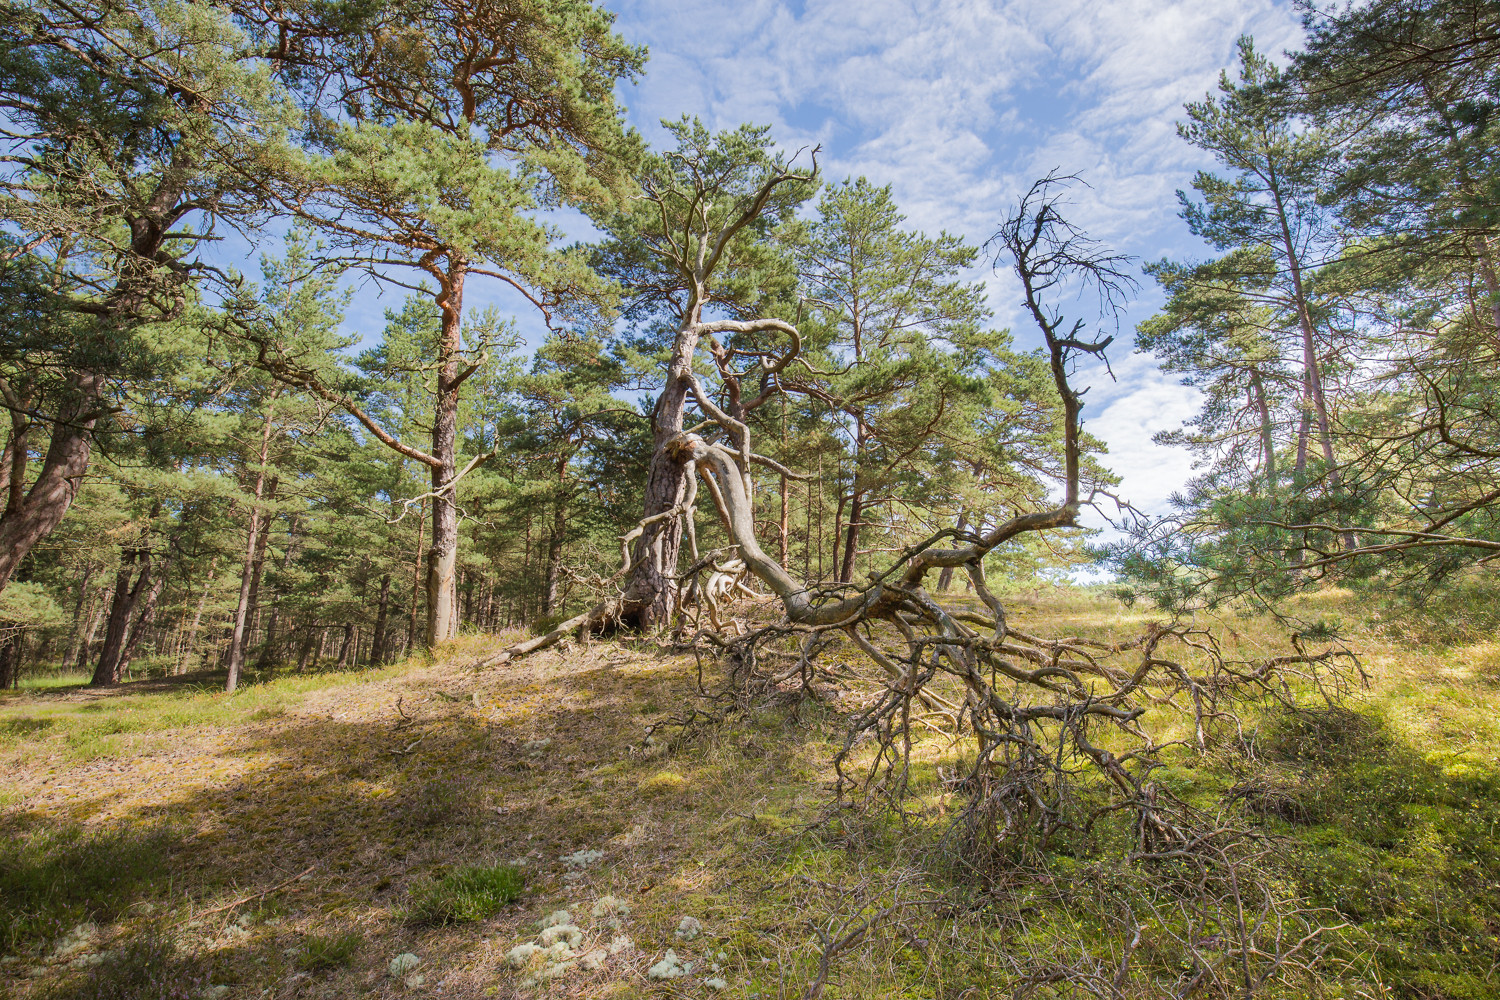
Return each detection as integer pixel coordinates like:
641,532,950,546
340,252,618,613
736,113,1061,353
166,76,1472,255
2,588,1500,1000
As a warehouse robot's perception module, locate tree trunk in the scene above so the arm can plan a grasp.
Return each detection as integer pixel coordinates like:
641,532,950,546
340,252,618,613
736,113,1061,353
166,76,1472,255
1476,235,1500,337
936,511,969,592
831,492,846,583
243,498,274,643
0,372,102,596
424,265,467,648
778,400,790,565
334,622,355,668
624,303,704,631
6,411,29,516
93,547,149,686
543,497,566,616
1250,367,1276,489
226,404,277,692
180,556,218,674
254,516,295,671
62,561,99,669
840,494,864,584
0,631,22,689
1271,184,1352,549
295,628,317,671
406,499,425,656
75,587,107,673
117,554,171,678
839,414,870,585
369,573,392,664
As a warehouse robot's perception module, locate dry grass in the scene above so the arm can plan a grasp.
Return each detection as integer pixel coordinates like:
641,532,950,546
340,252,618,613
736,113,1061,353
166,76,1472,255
0,591,1497,998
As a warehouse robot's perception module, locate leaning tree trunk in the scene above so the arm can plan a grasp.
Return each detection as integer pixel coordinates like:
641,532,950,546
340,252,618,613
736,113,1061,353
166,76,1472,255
0,372,102,596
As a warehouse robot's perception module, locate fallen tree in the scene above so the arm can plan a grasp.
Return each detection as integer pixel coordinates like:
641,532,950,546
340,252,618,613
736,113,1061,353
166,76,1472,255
477,174,1354,858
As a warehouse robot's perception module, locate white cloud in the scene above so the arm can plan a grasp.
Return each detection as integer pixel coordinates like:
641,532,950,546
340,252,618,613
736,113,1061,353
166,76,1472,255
605,0,1298,518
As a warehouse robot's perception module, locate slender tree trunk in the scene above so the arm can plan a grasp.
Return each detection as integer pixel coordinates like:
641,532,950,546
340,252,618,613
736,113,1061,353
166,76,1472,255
1249,367,1276,489
406,500,424,656
459,569,471,629
226,404,277,692
839,415,870,585
75,586,107,673
180,556,218,674
815,450,825,581
117,552,172,678
778,399,790,565
370,573,392,664
1476,236,1500,337
243,493,274,641
1271,184,1353,550
0,632,22,689
334,622,354,668
543,496,567,616
62,561,98,669
522,515,533,623
295,628,317,672
831,493,846,583
254,517,295,671
1293,401,1311,477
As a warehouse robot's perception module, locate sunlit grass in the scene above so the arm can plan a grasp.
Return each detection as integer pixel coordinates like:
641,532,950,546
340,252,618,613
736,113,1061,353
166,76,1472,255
1,591,1497,997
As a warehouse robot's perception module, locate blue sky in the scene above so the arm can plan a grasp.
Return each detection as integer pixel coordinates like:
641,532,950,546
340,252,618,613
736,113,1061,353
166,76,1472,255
597,0,1307,526
225,0,1306,526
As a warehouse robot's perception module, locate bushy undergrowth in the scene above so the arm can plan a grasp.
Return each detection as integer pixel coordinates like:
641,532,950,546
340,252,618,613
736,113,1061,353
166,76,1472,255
408,863,525,924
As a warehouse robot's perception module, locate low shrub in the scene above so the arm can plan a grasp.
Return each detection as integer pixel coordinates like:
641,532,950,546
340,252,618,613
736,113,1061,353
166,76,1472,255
409,863,524,924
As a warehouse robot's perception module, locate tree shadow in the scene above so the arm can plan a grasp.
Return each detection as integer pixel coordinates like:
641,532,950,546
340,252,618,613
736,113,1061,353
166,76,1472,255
1,659,719,996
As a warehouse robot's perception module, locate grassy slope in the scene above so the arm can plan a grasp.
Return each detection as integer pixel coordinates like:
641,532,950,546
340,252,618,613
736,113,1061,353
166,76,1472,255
0,592,1497,999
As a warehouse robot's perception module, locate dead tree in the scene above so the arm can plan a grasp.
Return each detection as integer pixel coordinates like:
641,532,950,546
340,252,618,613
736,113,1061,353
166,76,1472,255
477,175,1352,856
